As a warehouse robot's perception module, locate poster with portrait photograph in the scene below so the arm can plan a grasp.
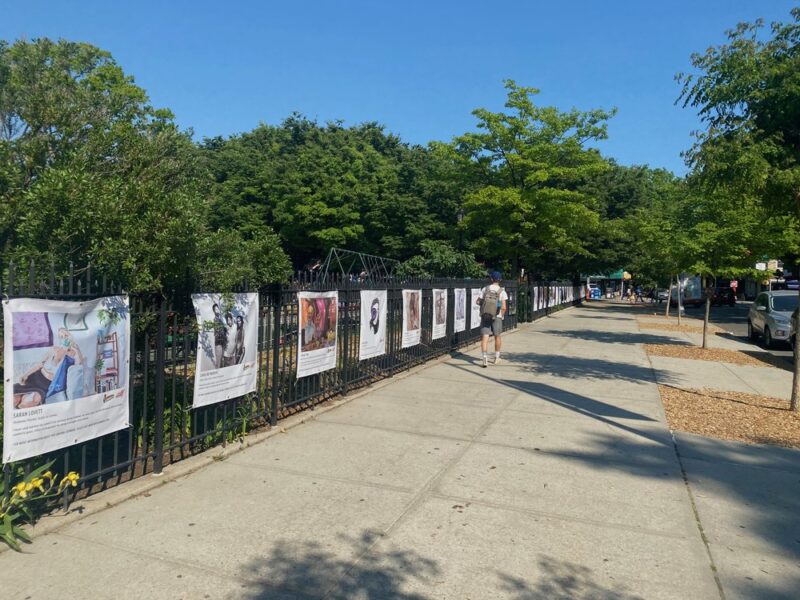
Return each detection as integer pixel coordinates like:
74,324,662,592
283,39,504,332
297,291,338,378
3,296,130,463
192,293,258,408
359,290,387,361
470,288,482,329
402,289,421,348
453,288,466,333
432,289,447,340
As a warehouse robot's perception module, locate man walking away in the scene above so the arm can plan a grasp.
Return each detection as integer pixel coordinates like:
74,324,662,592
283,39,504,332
477,271,508,367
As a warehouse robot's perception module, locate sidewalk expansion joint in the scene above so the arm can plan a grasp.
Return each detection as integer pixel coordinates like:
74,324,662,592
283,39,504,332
327,393,522,599
669,430,728,600
310,417,688,473
427,491,692,541
644,350,727,600
224,459,416,494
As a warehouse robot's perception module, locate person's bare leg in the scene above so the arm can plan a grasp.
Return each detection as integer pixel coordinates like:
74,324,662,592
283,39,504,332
494,334,503,363
481,334,489,367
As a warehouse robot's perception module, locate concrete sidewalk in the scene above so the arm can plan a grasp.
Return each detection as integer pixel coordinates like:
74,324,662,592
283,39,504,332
3,303,797,599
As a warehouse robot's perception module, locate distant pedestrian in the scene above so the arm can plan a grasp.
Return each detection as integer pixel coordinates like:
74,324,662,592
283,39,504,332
477,271,508,368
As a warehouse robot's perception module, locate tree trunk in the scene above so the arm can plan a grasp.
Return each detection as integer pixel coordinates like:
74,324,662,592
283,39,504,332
702,276,710,350
677,274,683,326
791,284,800,411
665,276,672,318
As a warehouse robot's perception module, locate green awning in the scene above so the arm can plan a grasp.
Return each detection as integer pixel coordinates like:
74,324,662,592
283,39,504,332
582,269,624,279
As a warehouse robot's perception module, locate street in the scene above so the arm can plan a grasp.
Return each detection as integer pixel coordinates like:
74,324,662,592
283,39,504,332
680,300,794,365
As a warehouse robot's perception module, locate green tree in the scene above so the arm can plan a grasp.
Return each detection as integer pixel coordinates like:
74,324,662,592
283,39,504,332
682,183,783,347
454,81,615,279
579,163,687,283
0,38,290,292
624,179,691,294
395,240,485,278
679,9,800,406
201,117,460,267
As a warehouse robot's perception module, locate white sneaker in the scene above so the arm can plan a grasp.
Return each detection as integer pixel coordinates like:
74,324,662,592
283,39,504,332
494,356,501,365
482,355,488,368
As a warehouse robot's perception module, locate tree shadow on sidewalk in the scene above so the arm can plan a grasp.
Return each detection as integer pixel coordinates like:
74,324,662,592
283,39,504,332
237,530,439,599
443,363,666,447
539,329,687,346
509,380,656,421
544,431,800,600
503,352,679,386
497,555,644,600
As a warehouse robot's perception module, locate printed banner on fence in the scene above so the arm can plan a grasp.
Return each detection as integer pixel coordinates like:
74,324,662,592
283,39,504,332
432,289,447,340
297,291,338,377
3,296,131,463
453,288,466,333
359,290,387,361
402,290,421,348
192,293,258,408
470,288,482,329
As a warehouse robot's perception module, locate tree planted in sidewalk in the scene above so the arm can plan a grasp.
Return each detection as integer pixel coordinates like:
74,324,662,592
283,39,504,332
679,9,800,407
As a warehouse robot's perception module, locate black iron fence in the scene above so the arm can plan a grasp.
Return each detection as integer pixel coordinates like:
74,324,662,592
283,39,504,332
0,263,582,502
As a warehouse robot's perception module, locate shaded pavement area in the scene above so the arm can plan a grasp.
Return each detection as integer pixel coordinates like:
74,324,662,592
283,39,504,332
3,303,798,599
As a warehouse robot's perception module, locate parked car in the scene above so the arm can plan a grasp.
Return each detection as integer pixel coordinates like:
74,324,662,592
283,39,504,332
748,291,799,348
587,284,602,300
657,289,670,303
791,307,798,351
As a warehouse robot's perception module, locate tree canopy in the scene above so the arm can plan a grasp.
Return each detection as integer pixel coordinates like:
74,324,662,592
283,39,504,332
0,38,290,293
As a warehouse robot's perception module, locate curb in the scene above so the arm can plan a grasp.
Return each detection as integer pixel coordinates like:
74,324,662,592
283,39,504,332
3,304,575,553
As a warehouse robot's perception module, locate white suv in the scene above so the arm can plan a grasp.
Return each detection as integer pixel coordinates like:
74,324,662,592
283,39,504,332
748,291,799,348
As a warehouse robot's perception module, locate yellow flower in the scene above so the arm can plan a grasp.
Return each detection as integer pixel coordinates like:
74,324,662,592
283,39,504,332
24,482,34,492
14,482,28,499
31,477,45,493
65,472,80,487
43,471,54,480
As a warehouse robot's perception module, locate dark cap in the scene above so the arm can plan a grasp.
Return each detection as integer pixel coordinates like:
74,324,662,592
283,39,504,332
490,271,502,282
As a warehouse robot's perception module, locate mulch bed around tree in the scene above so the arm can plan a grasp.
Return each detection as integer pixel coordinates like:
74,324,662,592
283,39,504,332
637,320,720,334
660,385,800,448
644,343,784,369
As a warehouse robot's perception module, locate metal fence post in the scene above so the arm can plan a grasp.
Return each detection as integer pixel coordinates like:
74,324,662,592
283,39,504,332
153,297,167,475
270,287,281,426
341,290,350,396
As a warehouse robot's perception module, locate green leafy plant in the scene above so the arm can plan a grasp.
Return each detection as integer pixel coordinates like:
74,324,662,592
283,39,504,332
0,461,80,551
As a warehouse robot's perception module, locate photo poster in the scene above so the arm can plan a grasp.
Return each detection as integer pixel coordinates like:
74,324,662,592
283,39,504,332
192,293,258,408
453,288,467,333
359,289,387,361
432,289,447,340
297,291,339,378
470,288,482,329
3,296,131,463
401,289,422,348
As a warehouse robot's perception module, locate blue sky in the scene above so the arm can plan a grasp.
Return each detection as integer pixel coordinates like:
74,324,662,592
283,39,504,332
3,1,797,174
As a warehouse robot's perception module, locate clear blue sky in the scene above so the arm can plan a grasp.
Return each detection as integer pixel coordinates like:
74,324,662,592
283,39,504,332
3,1,797,174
